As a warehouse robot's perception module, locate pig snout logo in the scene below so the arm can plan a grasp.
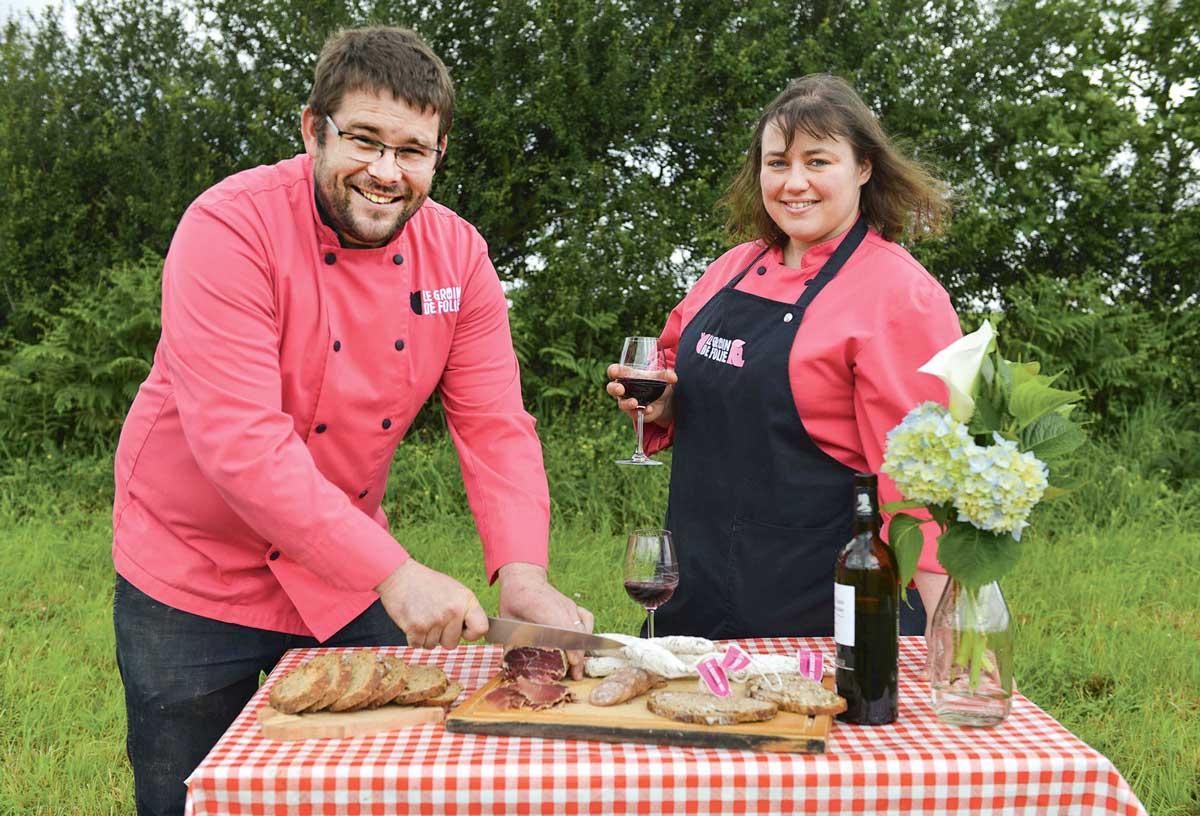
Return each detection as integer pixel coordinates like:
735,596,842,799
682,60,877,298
728,339,745,368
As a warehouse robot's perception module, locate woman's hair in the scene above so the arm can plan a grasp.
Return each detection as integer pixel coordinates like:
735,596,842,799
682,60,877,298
307,26,455,143
721,74,949,246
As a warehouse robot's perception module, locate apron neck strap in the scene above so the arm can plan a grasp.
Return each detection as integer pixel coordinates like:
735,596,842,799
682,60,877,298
720,216,870,303
793,215,869,308
725,246,772,290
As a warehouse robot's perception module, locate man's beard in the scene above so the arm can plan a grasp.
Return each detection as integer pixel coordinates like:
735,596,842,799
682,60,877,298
314,161,426,248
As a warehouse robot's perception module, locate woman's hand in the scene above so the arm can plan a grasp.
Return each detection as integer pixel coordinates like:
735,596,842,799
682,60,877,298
605,364,678,427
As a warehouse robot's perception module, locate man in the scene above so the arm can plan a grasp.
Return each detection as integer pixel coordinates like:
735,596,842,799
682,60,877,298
112,26,592,816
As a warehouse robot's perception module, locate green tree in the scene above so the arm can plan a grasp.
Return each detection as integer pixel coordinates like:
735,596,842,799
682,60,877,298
0,0,1196,450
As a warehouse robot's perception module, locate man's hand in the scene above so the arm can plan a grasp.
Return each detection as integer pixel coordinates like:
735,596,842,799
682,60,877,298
606,364,678,428
375,559,488,649
497,562,595,680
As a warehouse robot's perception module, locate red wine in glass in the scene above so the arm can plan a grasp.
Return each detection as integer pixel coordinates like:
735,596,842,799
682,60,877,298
615,377,667,407
615,337,667,466
623,578,678,609
623,528,678,639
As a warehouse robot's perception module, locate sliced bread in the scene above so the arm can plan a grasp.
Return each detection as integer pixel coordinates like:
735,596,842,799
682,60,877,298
327,651,384,712
414,682,463,709
301,652,353,713
646,690,777,725
363,656,410,709
390,664,449,705
269,658,331,714
747,674,848,716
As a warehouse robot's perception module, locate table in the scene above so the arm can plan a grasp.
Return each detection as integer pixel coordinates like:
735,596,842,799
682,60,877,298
185,637,1147,815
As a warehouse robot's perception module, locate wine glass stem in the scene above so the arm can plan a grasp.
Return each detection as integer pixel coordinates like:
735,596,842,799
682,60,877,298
647,609,655,639
634,406,647,458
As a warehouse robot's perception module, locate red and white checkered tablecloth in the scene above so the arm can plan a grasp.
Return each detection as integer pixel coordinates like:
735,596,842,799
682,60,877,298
184,637,1147,816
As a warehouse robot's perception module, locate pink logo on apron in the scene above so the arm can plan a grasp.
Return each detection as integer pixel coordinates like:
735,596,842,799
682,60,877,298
695,333,746,368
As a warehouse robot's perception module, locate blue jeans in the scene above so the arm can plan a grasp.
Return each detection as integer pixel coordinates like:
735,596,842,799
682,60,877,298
113,574,406,816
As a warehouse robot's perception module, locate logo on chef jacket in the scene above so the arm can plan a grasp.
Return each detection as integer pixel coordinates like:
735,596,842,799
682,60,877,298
695,332,745,367
410,286,462,316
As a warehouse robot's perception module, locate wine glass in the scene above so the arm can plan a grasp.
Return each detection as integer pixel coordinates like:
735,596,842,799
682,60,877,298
615,336,667,466
623,528,679,639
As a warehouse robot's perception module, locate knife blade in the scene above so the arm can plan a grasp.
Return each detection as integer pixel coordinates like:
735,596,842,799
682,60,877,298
484,616,627,652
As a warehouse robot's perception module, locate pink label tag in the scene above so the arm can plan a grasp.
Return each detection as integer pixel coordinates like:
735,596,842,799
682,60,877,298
797,651,824,682
696,655,731,697
720,644,752,673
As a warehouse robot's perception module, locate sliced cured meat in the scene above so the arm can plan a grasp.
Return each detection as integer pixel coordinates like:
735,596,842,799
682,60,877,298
483,676,574,711
484,686,530,710
514,676,573,709
587,667,665,706
501,646,568,683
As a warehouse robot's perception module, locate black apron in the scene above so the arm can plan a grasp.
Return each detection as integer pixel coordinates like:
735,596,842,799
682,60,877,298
654,216,924,639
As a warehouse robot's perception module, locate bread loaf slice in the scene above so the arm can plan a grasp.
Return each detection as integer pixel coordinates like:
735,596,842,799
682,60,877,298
340,656,396,713
646,691,777,725
363,655,410,709
390,665,449,705
747,674,848,716
268,658,331,714
413,681,463,709
327,651,384,712
301,652,353,713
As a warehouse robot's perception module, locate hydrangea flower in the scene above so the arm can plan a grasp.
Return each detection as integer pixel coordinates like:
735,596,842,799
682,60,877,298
954,433,1049,539
881,402,975,506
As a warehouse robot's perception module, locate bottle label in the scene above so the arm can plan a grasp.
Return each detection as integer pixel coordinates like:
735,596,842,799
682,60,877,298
833,582,854,647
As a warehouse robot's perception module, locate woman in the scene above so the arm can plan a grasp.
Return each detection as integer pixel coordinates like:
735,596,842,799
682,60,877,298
608,74,959,639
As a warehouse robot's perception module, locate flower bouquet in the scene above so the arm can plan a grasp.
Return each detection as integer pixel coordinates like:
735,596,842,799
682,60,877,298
881,319,1087,725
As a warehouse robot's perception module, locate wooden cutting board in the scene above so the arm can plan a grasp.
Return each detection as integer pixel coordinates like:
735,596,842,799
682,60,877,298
257,703,445,741
446,674,836,753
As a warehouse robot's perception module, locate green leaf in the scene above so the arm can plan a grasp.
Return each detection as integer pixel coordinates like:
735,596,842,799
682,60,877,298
1019,413,1086,461
968,388,1005,436
1008,361,1038,390
1009,380,1084,430
881,499,928,513
979,352,995,388
935,523,1021,590
929,503,954,527
994,355,1013,401
887,512,926,591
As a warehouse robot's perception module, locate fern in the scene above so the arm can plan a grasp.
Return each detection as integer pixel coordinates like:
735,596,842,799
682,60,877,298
0,252,162,456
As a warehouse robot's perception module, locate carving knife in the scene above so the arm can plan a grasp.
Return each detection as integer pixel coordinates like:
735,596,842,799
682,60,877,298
484,616,627,651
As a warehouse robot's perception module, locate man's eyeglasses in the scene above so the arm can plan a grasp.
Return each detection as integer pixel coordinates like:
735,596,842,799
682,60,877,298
324,114,442,173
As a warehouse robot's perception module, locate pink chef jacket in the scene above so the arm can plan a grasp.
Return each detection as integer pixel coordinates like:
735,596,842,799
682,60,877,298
113,154,549,641
644,228,962,574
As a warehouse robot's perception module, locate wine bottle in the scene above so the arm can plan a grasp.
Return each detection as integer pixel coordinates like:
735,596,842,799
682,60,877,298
834,472,899,725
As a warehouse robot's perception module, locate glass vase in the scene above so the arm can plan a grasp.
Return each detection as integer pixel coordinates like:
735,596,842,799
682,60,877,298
928,578,1014,727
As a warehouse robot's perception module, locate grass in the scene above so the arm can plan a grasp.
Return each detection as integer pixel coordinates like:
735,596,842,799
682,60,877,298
0,405,1197,815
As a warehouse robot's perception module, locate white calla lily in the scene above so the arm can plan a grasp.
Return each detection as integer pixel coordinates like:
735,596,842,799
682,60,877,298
918,320,995,423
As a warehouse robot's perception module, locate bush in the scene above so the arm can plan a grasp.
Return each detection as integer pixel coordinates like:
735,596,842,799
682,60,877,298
0,252,162,458
978,273,1200,428
385,395,671,536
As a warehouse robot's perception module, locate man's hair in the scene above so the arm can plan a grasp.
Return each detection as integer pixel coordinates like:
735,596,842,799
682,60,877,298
721,73,950,246
307,26,454,144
